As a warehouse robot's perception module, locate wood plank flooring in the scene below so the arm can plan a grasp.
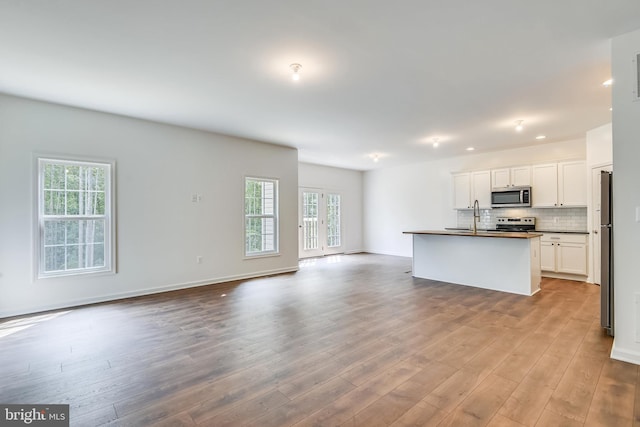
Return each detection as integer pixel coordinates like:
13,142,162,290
1,254,637,426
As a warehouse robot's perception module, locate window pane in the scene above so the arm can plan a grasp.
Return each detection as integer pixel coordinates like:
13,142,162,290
245,217,262,253
44,190,65,215
45,246,66,272
65,165,80,190
303,192,319,250
66,191,79,215
44,220,66,245
67,244,79,269
327,194,341,248
92,243,105,267
44,164,65,190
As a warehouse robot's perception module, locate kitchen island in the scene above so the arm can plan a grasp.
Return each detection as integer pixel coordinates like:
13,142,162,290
403,230,542,296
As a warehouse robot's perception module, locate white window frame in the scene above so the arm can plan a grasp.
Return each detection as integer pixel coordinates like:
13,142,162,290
36,156,116,279
244,176,279,258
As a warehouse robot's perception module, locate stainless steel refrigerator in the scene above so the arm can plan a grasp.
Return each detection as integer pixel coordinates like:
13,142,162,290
600,171,614,336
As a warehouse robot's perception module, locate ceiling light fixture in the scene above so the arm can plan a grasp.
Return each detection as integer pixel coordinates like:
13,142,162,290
372,154,379,162
432,137,439,148
290,63,302,81
466,147,475,151
535,135,546,140
515,120,524,132
603,79,613,87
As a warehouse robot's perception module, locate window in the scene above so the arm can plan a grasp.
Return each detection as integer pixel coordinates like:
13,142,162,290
302,192,319,250
38,158,114,277
326,193,341,248
245,177,278,256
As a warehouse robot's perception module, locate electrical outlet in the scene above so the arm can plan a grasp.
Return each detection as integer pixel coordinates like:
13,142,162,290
196,256,202,264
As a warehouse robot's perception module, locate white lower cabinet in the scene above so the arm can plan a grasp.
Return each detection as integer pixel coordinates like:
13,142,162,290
540,233,588,277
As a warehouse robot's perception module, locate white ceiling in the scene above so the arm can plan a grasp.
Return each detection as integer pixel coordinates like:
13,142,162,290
1,1,639,170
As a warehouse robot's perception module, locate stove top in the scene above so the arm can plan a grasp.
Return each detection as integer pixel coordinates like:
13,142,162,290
495,216,536,232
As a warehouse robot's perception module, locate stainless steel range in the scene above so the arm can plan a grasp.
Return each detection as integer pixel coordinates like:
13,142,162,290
495,217,536,232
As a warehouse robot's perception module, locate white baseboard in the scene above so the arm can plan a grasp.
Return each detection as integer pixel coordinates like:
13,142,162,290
541,271,588,282
0,266,299,319
610,339,640,366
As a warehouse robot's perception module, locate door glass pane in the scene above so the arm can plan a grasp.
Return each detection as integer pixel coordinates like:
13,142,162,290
327,194,341,247
303,192,319,250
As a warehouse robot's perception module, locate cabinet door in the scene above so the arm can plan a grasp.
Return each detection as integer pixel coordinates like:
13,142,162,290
540,241,556,271
556,242,587,275
558,161,587,207
511,166,531,187
472,171,492,208
532,163,558,207
491,169,510,189
453,173,471,209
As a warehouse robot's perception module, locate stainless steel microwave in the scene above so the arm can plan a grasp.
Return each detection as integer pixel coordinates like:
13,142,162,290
491,186,531,208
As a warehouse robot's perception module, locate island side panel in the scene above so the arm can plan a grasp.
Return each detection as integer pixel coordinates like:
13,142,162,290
412,234,537,296
529,236,541,294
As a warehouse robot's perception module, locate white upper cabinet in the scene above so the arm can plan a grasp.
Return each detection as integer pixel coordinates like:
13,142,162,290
558,161,588,207
532,163,559,207
472,171,492,209
452,171,491,209
453,172,471,209
532,161,586,207
511,166,532,187
491,166,531,189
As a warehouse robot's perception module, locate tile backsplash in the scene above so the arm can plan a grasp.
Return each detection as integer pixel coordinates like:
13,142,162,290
457,207,588,232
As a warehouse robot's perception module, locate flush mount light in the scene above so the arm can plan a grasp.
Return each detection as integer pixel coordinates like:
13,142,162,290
432,137,439,148
373,154,379,162
290,63,302,81
466,147,475,151
515,120,524,132
602,79,613,87
535,135,546,140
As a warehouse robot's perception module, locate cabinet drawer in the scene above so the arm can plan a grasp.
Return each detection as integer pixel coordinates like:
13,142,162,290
540,233,587,245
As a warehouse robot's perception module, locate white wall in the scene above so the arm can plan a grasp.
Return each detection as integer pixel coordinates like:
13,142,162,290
611,28,640,364
0,94,299,318
298,163,363,253
363,139,586,257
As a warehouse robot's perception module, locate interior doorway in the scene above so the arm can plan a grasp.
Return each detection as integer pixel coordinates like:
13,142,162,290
299,188,344,259
591,164,613,284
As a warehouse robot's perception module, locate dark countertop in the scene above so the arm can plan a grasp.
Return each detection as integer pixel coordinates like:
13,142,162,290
444,227,589,235
404,230,543,239
536,230,589,234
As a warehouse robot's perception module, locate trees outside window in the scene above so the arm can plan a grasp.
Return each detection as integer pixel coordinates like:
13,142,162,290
245,177,278,256
38,158,114,277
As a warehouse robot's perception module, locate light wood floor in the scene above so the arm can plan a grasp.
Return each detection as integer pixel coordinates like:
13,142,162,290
1,254,637,426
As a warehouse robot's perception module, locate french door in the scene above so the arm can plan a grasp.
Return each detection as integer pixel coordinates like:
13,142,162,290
299,188,343,258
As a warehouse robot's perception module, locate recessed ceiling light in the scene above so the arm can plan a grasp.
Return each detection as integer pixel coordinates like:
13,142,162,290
535,135,546,140
603,79,613,87
466,147,475,151
515,120,524,132
609,107,613,111
432,137,439,148
372,154,379,162
290,63,302,81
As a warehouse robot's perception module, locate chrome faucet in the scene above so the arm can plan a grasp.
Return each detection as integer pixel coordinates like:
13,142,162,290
472,199,480,234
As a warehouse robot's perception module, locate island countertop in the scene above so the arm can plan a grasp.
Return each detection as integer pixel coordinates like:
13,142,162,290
403,230,543,239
